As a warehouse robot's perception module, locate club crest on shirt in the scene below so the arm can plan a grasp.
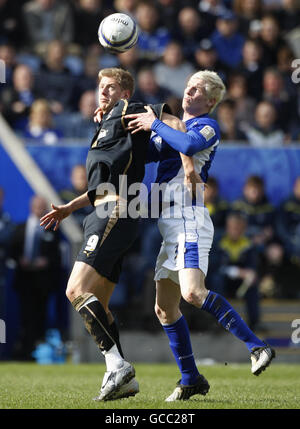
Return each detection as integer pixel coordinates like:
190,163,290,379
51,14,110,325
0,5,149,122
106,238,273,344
98,129,108,139
199,125,215,141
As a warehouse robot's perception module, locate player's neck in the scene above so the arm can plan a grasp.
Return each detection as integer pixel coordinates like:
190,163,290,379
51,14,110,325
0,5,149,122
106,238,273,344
183,110,209,122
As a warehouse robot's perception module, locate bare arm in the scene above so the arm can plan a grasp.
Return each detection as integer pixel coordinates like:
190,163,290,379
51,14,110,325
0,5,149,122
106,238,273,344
161,113,203,196
40,191,90,231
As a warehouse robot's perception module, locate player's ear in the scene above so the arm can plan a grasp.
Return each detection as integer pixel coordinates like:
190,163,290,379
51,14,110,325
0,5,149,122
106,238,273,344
122,90,131,100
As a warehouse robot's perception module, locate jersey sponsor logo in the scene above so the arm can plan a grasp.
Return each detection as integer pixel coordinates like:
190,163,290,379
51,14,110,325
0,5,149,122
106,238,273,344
199,125,215,141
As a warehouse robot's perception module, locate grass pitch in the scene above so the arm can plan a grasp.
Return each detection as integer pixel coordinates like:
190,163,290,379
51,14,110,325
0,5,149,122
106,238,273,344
0,362,299,409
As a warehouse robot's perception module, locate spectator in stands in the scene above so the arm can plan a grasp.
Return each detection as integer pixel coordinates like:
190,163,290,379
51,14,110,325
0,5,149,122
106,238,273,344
11,195,61,360
257,239,300,299
243,101,286,147
22,0,74,54
156,0,180,33
193,39,228,83
59,164,93,227
207,212,262,330
153,41,195,98
34,40,76,114
0,43,17,88
204,176,229,239
118,46,146,80
114,0,138,17
258,14,286,67
135,0,171,62
262,67,298,133
274,0,300,32
211,10,245,69
74,0,113,48
216,99,247,141
237,38,264,101
0,0,24,48
233,0,262,36
72,52,99,106
0,64,38,128
174,6,208,62
231,175,276,248
277,45,297,98
198,0,228,36
22,99,64,145
276,176,300,263
283,9,300,58
133,68,172,105
226,73,256,125
55,90,97,140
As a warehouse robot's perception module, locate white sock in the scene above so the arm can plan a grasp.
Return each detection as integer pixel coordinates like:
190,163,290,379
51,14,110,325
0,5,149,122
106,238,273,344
103,344,124,371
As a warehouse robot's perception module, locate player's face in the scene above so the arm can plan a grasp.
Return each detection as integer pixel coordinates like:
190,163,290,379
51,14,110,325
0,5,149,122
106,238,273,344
182,77,211,116
98,76,128,113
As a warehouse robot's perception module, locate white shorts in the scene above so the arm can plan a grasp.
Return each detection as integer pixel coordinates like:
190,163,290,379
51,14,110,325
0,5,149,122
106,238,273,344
154,205,214,285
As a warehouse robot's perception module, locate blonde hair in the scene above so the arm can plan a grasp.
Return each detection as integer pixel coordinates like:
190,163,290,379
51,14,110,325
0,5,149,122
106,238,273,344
98,67,135,97
190,70,226,113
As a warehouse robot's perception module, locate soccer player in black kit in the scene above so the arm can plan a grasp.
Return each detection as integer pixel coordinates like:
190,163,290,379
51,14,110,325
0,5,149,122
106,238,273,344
40,68,183,401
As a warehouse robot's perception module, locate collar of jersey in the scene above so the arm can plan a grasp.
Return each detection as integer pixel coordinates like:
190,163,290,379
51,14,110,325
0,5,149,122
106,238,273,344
184,113,210,126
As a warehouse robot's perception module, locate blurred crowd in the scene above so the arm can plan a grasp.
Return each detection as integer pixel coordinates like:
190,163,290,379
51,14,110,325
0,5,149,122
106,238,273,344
0,0,300,144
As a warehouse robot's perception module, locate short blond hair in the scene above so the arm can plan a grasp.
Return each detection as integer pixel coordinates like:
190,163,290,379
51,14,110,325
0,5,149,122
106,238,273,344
98,67,135,97
190,70,226,113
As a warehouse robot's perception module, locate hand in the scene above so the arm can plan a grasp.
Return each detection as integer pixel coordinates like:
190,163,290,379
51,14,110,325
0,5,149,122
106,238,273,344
94,107,103,123
125,105,156,134
40,203,72,231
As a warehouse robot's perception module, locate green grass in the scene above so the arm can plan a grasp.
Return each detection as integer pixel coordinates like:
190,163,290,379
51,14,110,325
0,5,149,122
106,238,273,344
0,362,299,409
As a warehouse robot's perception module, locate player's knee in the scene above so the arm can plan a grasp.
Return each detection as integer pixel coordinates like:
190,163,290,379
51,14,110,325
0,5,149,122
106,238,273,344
65,286,77,303
154,303,163,320
66,279,83,303
182,288,207,308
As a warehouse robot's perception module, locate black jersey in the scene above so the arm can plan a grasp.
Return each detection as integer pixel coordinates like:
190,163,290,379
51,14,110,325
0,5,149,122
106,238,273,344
86,99,171,206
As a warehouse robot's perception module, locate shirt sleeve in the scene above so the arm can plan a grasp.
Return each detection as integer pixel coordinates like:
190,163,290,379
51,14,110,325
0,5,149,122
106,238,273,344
151,118,218,156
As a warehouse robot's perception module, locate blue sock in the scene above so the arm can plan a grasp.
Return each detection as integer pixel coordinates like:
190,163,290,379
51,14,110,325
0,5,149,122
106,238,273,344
202,291,265,352
162,315,199,385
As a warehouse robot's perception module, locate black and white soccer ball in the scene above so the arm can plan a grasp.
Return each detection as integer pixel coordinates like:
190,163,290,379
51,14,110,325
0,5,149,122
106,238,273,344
98,13,139,54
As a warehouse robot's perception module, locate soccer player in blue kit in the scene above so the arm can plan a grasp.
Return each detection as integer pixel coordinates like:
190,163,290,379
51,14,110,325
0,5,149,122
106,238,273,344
126,70,275,401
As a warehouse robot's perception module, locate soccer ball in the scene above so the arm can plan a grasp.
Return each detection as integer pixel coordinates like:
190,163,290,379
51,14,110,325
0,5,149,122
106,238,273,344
98,13,139,54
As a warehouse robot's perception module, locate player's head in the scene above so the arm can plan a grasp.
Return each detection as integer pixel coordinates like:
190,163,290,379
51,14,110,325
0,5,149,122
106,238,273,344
243,175,265,204
225,212,247,241
71,164,88,193
183,70,226,116
30,195,48,218
98,68,135,113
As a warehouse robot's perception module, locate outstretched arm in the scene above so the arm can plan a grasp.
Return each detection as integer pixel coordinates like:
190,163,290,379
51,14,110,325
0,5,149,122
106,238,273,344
40,192,90,231
126,106,206,156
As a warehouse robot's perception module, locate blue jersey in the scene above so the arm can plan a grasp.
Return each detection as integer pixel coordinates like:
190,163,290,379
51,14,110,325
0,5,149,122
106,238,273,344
147,114,220,185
